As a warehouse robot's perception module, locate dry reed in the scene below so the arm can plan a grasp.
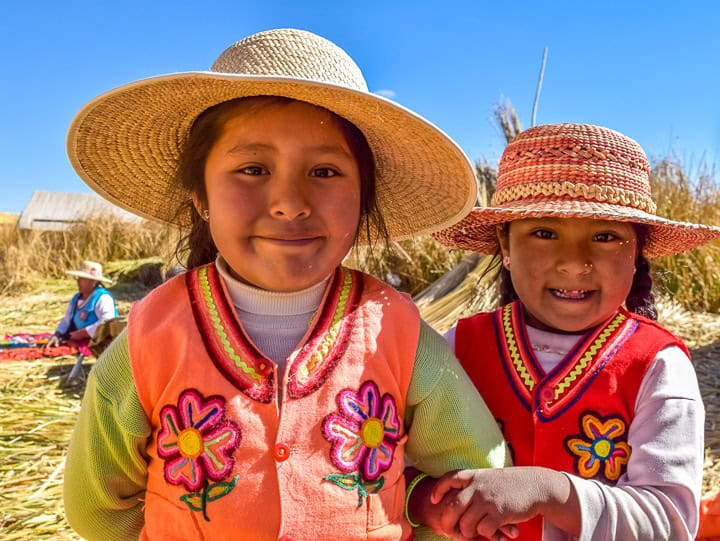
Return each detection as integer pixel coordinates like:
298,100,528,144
0,358,83,540
0,214,179,295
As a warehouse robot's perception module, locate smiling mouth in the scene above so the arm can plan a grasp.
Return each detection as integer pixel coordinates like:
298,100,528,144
257,235,320,246
551,288,593,300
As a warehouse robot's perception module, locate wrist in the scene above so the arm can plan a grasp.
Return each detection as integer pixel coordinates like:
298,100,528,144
404,472,433,528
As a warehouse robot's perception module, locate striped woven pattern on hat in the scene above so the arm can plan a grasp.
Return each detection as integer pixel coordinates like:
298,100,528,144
492,123,656,214
431,122,720,257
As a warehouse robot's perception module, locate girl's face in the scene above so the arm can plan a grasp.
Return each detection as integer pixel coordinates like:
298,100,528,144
200,100,361,292
498,217,639,333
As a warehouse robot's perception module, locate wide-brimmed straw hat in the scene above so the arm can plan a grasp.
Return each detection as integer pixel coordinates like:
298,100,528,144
433,123,720,257
66,28,477,243
66,261,112,284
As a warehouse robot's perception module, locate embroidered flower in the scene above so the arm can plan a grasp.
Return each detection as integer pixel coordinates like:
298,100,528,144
566,412,631,482
157,388,241,492
322,380,401,482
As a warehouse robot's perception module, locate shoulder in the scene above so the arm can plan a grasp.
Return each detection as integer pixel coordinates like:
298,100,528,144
623,309,687,347
134,269,188,307
456,305,500,331
127,272,190,334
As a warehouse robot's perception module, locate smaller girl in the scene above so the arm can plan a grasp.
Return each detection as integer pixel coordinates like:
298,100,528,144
429,123,720,540
62,28,508,541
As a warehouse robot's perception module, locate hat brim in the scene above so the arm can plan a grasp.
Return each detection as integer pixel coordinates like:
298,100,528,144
67,72,477,243
66,270,113,284
432,199,720,258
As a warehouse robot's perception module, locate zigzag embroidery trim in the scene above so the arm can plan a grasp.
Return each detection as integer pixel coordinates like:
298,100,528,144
300,270,352,378
553,312,627,400
288,268,361,398
502,303,535,392
197,266,261,381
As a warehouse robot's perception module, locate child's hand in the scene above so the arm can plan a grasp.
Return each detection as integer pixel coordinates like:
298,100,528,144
418,475,518,540
431,467,566,539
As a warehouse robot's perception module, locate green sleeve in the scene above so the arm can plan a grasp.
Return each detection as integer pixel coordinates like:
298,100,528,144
64,329,150,540
404,320,510,472
404,321,511,540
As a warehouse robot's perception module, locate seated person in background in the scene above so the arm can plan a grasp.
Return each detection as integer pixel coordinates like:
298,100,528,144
45,260,117,349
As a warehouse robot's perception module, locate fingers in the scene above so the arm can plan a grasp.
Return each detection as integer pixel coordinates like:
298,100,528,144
483,524,519,541
433,488,467,537
465,513,519,541
430,469,470,504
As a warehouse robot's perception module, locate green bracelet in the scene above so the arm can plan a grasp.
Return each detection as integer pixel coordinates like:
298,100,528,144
404,472,429,528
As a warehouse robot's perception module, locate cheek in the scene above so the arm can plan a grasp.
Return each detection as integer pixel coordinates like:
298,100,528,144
602,252,637,293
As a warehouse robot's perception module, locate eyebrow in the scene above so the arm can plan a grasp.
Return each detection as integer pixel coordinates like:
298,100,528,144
226,143,275,155
226,142,354,159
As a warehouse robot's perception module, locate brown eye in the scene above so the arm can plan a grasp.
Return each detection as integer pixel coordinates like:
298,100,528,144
593,232,617,242
533,229,555,240
311,167,339,178
239,166,267,175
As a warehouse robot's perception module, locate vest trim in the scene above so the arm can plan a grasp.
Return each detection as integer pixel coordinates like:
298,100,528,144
495,301,639,421
186,263,363,403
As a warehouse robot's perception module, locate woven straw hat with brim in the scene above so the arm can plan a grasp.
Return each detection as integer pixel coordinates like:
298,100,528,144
66,261,112,284
66,28,478,244
433,123,720,258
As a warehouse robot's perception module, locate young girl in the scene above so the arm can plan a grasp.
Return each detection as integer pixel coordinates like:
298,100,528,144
62,28,509,540
428,123,720,540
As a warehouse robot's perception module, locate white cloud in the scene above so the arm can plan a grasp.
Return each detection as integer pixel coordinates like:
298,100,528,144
374,89,397,99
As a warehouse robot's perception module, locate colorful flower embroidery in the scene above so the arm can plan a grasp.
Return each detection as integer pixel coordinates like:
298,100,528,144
566,412,631,482
322,380,401,505
157,389,241,519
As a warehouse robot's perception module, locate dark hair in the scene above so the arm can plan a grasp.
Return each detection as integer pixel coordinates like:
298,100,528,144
624,225,657,320
173,96,388,269
497,221,657,320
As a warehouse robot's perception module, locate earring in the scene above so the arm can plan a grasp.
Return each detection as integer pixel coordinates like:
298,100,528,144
502,255,510,268
202,210,210,221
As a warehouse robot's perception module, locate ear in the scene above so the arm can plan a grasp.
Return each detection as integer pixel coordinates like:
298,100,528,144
191,192,205,217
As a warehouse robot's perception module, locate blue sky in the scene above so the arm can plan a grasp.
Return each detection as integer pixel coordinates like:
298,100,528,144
2,0,719,213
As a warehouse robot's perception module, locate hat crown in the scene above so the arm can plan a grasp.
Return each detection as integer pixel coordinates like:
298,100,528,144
77,260,102,276
210,28,368,92
493,123,655,214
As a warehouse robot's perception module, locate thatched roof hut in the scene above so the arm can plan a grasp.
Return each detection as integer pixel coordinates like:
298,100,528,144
17,190,140,231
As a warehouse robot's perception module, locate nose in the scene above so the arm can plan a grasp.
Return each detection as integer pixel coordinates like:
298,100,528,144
268,172,311,220
556,244,593,276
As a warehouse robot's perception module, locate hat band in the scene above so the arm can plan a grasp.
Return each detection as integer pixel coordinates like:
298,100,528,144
491,181,657,214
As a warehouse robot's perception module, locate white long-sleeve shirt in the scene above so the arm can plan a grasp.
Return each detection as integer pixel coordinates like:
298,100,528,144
55,291,116,339
445,325,704,541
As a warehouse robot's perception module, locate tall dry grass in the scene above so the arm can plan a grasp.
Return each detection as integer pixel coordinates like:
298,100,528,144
346,238,465,297
650,159,720,311
0,214,179,294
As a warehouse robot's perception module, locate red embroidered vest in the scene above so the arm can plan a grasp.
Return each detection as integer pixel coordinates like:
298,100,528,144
455,301,688,541
127,263,420,540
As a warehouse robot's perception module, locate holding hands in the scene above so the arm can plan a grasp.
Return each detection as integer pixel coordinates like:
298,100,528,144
420,467,580,540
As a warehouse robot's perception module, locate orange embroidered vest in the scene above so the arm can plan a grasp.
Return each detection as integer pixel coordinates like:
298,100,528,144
455,301,688,541
127,263,420,541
